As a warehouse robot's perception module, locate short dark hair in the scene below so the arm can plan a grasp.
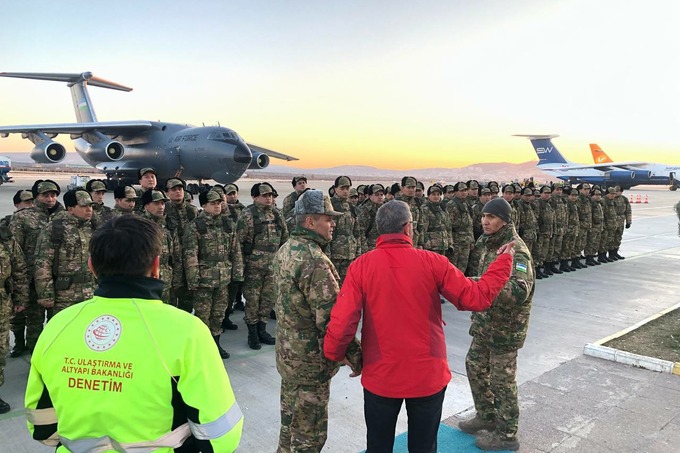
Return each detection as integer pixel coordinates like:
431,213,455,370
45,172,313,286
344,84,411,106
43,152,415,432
376,200,411,235
89,215,162,277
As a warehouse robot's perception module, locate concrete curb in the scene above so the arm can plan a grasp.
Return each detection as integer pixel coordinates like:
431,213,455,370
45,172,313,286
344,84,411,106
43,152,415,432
584,301,680,375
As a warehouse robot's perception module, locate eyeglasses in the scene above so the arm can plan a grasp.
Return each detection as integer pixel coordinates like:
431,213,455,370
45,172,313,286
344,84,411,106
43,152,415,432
402,220,415,227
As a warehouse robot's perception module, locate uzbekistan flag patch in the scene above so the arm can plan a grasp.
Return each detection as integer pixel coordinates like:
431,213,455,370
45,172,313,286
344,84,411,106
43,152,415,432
515,262,528,273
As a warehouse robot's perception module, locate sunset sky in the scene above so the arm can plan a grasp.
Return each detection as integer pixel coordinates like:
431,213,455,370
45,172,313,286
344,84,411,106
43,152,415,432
2,0,680,170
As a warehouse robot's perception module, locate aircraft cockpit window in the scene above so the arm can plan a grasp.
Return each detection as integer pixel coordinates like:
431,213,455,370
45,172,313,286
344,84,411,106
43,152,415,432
208,131,238,141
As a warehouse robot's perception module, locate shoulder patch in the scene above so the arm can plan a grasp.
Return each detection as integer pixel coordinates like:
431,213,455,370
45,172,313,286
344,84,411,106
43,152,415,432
515,262,528,273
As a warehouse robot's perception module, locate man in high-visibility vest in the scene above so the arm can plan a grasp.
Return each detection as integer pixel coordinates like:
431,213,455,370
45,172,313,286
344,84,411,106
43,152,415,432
25,215,243,452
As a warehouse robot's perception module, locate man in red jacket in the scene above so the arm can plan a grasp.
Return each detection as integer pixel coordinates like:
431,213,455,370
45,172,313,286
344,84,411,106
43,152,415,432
324,200,514,453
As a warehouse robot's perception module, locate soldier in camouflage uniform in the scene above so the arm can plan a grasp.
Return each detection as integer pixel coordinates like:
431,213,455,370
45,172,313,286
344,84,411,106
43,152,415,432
111,185,138,217
471,187,491,240
140,189,182,304
273,190,360,453
282,176,308,232
183,190,243,359
222,183,247,324
601,188,619,263
441,184,456,209
575,183,593,267
446,181,474,273
549,184,569,273
421,184,452,255
329,176,359,283
86,179,114,229
395,176,423,247
1,190,34,229
34,189,96,319
134,167,158,212
10,180,64,353
562,188,581,270
612,186,632,260
583,188,605,266
0,217,29,413
164,178,198,312
461,198,535,452
517,187,538,258
466,180,480,208
237,183,289,349
501,185,521,226
356,184,385,254
533,186,555,279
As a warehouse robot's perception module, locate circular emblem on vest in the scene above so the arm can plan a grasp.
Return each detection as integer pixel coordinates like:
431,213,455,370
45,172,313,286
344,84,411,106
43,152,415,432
85,315,122,352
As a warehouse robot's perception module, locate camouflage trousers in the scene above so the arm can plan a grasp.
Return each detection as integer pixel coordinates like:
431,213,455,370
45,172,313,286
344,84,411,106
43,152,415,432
24,284,46,350
194,286,229,337
330,258,352,286
577,225,591,255
600,228,616,253
277,379,330,453
533,234,551,266
613,220,625,249
0,292,11,387
449,240,472,274
243,267,275,325
172,286,194,313
227,281,244,313
549,232,565,262
465,339,519,437
584,226,603,256
46,284,95,322
561,230,578,259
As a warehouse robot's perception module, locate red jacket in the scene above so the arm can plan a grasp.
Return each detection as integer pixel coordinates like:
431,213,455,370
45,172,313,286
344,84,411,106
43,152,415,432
324,233,512,398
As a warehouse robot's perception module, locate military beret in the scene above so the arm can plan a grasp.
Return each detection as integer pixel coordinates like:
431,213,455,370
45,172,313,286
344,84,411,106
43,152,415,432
13,190,33,204
295,190,342,216
251,183,273,197
335,176,352,188
291,176,307,187
141,189,169,206
64,189,95,208
401,176,417,188
114,185,139,200
86,179,108,193
199,189,222,206
165,178,186,190
138,167,156,179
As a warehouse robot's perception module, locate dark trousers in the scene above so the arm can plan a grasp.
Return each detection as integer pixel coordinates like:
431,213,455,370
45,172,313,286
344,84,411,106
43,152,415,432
364,386,446,453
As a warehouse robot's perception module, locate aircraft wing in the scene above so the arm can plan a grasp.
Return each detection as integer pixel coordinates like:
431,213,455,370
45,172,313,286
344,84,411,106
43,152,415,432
0,121,154,137
551,162,651,171
247,143,299,161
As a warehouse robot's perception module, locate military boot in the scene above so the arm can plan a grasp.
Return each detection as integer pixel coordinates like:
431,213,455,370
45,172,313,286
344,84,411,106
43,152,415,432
10,330,26,358
213,335,230,359
458,414,496,434
597,252,609,264
247,323,261,350
543,264,553,276
586,255,599,266
0,397,10,414
608,250,620,261
614,248,625,260
559,260,572,272
571,258,584,269
257,321,276,345
475,432,520,451
535,267,546,279
549,261,563,274
221,316,238,331
233,300,245,311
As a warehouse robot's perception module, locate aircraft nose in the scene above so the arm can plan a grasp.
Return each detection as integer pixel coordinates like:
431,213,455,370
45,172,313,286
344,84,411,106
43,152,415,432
233,142,252,164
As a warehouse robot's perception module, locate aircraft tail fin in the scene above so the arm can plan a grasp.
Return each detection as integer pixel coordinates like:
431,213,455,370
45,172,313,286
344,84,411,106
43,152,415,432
513,134,573,165
0,72,132,123
589,143,613,163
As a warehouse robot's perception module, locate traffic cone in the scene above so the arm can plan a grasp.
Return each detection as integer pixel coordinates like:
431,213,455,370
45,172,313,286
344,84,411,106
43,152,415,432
644,195,649,204
629,194,633,203
636,194,642,203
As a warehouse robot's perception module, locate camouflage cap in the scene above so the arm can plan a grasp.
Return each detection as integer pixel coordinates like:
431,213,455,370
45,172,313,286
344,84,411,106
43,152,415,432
114,185,139,200
63,189,95,208
349,188,359,197
480,187,491,195
335,176,352,188
87,180,108,192
607,187,617,194
294,189,342,216
416,181,425,190
251,183,273,197
454,181,468,191
579,183,591,190
356,184,366,195
199,189,223,205
36,180,60,195
138,167,156,179
502,184,515,193
540,186,552,194
591,189,602,196
427,184,442,195
401,176,417,188
533,189,541,196
17,190,34,202
467,180,479,189
521,187,534,196
165,178,185,190
141,189,169,206
367,184,385,195
444,184,456,193
224,184,238,194
292,175,307,187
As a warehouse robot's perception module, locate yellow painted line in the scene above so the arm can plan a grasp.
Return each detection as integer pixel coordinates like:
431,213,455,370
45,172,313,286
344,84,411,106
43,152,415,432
592,301,680,346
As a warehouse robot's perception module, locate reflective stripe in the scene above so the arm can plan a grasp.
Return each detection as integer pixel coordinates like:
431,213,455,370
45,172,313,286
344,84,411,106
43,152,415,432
60,423,191,453
188,402,244,440
26,407,58,425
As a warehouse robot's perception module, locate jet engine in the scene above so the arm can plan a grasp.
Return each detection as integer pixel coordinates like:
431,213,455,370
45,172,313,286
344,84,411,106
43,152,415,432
248,151,270,169
632,170,652,180
606,170,635,180
87,140,125,161
30,140,66,163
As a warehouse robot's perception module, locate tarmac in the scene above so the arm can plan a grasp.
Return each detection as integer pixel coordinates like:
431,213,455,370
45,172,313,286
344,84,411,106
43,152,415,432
1,176,679,452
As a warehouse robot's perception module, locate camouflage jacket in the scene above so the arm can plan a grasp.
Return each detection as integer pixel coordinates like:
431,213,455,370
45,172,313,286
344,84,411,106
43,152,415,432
566,199,580,234
0,225,29,308
446,197,473,243
356,201,381,254
614,195,632,223
110,205,135,218
395,194,423,247
183,211,244,289
34,211,96,306
510,199,522,226
91,203,115,229
591,198,604,231
421,199,452,253
226,201,246,224
141,211,183,292
603,198,618,230
282,191,301,231
471,200,486,240
535,198,555,236
577,194,593,227
549,195,568,234
165,200,199,241
273,227,343,384
329,195,359,260
517,199,538,241
10,202,65,275
466,194,479,209
469,223,535,352
236,203,288,268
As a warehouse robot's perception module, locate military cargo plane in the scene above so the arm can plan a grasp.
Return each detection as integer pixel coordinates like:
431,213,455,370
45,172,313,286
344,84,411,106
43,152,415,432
0,72,298,190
